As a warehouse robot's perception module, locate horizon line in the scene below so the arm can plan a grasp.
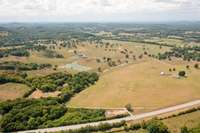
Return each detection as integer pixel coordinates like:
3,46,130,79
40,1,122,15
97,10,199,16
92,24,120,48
0,20,200,24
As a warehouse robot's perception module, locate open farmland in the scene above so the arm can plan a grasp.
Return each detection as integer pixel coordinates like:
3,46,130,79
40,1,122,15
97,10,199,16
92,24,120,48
0,40,170,76
0,23,200,132
163,111,200,133
0,83,31,101
111,111,200,133
68,58,200,113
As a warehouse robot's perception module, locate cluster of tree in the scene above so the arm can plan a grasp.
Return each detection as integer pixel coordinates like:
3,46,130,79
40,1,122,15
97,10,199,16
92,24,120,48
27,72,71,92
0,72,26,84
43,49,64,58
0,98,106,132
27,72,98,93
24,44,47,51
0,45,47,58
0,48,30,58
42,108,106,128
0,61,52,71
158,46,200,61
0,98,65,132
61,72,99,101
68,72,99,93
94,42,139,67
0,71,99,99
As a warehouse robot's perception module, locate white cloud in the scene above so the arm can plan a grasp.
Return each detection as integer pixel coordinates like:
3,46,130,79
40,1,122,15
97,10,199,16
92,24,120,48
0,0,199,22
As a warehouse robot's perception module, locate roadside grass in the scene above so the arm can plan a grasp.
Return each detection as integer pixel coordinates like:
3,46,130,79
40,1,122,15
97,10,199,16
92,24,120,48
68,59,200,113
163,110,200,133
103,111,200,133
0,83,31,101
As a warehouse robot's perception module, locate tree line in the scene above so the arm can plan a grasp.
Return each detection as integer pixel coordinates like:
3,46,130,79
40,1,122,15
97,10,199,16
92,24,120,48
0,61,52,71
0,44,47,58
158,46,200,61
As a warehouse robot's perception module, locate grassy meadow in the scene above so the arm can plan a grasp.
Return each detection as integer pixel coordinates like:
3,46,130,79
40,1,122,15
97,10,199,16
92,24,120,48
0,83,31,101
68,58,200,113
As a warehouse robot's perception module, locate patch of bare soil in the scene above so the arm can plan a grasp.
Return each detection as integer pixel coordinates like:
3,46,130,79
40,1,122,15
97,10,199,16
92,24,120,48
29,89,61,99
105,109,128,118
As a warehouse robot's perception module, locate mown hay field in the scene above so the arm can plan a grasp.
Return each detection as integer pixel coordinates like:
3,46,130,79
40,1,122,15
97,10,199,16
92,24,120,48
0,83,31,101
68,59,200,113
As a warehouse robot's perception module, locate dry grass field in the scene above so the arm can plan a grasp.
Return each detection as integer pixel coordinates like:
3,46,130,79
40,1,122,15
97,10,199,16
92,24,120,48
114,111,200,133
145,38,186,47
163,111,200,133
0,40,170,75
68,58,200,113
0,83,31,101
0,40,199,109
0,51,72,66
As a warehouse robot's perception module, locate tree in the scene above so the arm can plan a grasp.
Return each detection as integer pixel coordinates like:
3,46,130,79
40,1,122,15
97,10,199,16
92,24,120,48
53,65,58,70
178,71,186,77
125,104,133,112
194,64,199,69
98,67,102,72
96,58,101,63
125,54,129,59
41,83,57,92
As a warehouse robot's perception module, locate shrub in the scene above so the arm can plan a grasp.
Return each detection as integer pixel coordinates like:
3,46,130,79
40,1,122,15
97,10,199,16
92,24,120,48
125,104,133,112
181,126,189,133
146,118,170,133
194,64,199,69
178,71,186,77
129,123,141,130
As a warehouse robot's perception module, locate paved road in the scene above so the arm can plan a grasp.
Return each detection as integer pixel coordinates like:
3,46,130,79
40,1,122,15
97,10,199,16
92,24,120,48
18,100,200,133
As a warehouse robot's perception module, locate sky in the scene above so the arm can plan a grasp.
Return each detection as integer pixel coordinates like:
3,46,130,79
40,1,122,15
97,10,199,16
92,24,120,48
0,0,200,22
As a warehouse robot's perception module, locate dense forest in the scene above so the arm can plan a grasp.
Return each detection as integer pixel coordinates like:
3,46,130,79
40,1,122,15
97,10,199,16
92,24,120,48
0,98,106,132
0,71,99,100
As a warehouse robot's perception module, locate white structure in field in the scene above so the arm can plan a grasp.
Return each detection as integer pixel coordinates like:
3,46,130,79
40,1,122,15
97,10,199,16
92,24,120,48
160,71,165,76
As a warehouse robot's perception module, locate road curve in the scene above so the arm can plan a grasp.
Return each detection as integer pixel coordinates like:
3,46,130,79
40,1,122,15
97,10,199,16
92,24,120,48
18,100,200,133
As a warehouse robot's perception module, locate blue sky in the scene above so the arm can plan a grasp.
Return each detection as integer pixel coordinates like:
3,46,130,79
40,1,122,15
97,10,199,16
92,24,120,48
0,0,200,22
